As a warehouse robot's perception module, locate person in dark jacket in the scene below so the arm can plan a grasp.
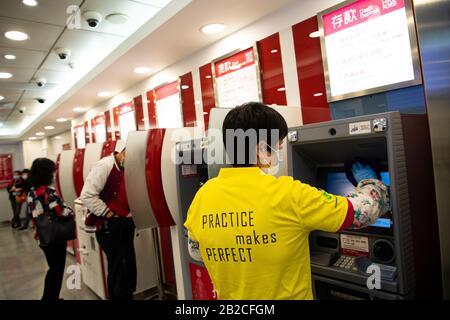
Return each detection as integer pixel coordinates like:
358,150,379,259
7,170,23,228
28,158,74,300
18,169,31,230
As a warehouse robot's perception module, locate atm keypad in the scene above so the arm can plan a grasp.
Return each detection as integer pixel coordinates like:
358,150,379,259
333,256,358,272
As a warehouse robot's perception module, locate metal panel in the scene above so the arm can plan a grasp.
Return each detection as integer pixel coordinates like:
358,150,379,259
414,0,450,299
124,131,157,229
161,127,197,299
59,150,77,208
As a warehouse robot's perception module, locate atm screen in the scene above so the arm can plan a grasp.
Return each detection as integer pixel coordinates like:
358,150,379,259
326,171,391,229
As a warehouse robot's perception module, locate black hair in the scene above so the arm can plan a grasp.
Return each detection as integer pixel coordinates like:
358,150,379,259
22,169,30,174
222,102,288,167
14,170,22,175
29,158,56,187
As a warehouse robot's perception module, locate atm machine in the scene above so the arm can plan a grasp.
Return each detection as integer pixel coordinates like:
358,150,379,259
125,127,204,299
286,111,442,299
57,149,82,262
175,106,302,299
74,139,158,299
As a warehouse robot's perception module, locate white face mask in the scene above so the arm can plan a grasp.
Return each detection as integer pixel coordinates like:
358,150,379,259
260,143,281,176
22,174,28,180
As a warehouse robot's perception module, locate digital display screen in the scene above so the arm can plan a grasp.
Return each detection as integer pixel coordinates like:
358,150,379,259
319,0,420,101
326,171,391,228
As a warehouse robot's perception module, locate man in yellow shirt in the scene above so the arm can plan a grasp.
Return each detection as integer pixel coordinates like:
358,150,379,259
184,102,389,300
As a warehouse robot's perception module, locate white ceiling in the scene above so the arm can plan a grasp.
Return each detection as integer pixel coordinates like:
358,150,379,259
0,0,172,138
0,0,296,141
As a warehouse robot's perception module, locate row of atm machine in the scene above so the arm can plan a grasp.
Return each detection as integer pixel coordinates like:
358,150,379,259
55,106,442,300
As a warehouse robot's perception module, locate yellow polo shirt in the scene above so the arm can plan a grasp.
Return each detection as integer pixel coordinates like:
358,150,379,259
184,167,348,300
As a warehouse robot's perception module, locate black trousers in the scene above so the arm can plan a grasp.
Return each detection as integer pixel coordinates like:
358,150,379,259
40,242,67,300
11,201,22,227
96,218,137,300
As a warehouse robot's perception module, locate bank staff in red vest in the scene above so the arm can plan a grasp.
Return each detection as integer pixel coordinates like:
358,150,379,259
80,144,136,300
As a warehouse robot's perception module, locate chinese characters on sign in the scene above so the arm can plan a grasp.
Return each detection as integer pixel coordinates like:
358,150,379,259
214,48,261,109
321,0,417,100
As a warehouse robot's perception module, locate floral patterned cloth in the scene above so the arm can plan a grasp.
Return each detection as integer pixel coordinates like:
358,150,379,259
347,178,390,229
27,186,74,240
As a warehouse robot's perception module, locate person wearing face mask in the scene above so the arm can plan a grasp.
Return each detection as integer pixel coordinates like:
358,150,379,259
7,170,24,228
184,102,389,300
79,144,136,300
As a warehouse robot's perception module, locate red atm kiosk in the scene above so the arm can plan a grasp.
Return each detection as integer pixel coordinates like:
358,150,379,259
126,127,205,299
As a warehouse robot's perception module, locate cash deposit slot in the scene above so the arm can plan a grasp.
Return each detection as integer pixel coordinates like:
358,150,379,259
287,111,441,299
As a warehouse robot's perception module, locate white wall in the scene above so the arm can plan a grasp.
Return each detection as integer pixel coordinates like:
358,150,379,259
22,140,46,169
45,131,73,156
73,0,341,131
0,143,25,222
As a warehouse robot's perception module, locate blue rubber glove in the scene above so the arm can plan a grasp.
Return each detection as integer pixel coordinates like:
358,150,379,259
352,162,377,183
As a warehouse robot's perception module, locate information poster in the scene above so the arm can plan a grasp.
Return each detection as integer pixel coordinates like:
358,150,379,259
214,47,261,109
320,0,420,101
93,115,107,143
118,102,137,141
0,154,13,189
155,81,183,128
75,125,86,149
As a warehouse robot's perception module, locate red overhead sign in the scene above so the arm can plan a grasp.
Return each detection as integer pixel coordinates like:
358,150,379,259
323,0,405,36
214,47,256,78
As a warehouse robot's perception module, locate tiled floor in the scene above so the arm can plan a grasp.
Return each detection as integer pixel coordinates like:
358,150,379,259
0,222,99,300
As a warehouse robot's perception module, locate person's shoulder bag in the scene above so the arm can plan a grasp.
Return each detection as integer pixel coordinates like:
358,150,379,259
35,187,76,246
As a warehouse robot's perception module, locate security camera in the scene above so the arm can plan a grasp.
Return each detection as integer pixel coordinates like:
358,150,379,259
19,108,25,114
36,98,46,104
55,47,71,60
84,11,102,28
35,77,47,88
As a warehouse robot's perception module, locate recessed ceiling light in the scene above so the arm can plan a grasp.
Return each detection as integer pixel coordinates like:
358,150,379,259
23,0,38,6
0,122,3,127
200,23,225,35
4,54,16,60
54,136,61,140
270,49,278,54
133,67,151,74
36,132,45,136
28,137,37,140
4,31,29,41
106,13,129,25
56,118,68,123
73,107,86,112
97,91,111,97
0,72,13,79
309,31,320,38
44,125,55,130
313,92,323,97
0,96,4,101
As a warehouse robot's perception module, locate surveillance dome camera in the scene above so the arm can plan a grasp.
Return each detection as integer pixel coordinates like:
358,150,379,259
35,77,47,88
19,109,24,114
55,47,71,60
84,11,102,28
36,98,46,104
